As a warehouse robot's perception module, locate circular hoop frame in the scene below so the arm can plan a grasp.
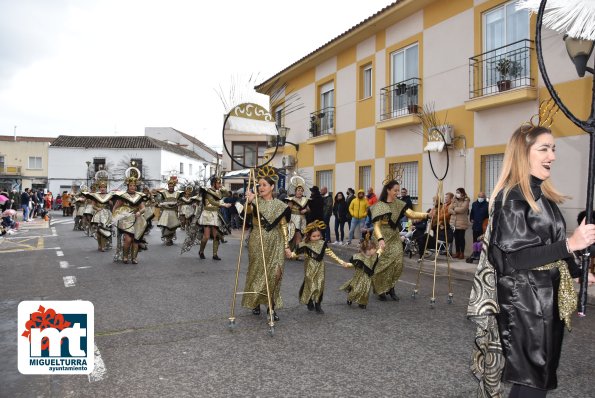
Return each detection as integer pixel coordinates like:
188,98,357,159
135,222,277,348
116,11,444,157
125,166,142,179
427,128,450,181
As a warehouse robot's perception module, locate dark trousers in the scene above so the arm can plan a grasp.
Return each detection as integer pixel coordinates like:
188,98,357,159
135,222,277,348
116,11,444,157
472,229,483,242
453,228,466,254
509,384,547,398
334,219,347,242
323,216,331,242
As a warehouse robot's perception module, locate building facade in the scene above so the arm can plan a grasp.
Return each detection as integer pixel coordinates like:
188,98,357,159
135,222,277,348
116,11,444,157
48,136,212,194
255,0,591,225
0,135,55,192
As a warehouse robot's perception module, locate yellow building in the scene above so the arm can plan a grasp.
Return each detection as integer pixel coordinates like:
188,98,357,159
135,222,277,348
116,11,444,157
256,0,591,223
0,135,55,192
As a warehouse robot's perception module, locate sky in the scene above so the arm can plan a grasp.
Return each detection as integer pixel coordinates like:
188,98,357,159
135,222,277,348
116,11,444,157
0,0,395,151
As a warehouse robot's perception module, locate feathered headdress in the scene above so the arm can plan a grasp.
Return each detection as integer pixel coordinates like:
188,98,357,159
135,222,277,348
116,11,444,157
304,220,326,234
257,165,279,183
382,166,405,186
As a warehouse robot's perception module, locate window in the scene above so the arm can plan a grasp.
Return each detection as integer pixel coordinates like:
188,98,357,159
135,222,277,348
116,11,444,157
390,43,419,113
275,105,284,128
361,64,372,99
316,170,333,192
130,158,143,175
358,166,372,192
93,158,106,172
189,163,193,177
481,153,504,199
28,156,42,169
483,1,529,88
179,162,184,174
320,81,334,132
231,142,268,171
389,161,418,204
0,155,4,172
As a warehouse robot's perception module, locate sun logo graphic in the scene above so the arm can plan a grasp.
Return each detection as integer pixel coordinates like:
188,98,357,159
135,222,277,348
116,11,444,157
18,301,94,375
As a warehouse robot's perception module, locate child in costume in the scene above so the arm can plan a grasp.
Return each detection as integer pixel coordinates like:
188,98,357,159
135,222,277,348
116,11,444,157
340,235,379,309
290,221,351,314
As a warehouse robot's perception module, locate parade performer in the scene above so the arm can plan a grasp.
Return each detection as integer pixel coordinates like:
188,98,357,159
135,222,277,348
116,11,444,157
285,178,309,252
112,170,147,264
141,186,156,234
290,220,350,314
180,189,204,255
156,176,182,246
241,167,291,321
72,185,86,231
178,185,196,230
82,184,97,236
340,235,379,309
468,120,595,397
88,178,113,252
197,176,231,260
372,177,428,301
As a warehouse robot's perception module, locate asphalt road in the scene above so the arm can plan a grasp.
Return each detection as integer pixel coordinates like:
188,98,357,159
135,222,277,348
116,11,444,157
1,211,595,398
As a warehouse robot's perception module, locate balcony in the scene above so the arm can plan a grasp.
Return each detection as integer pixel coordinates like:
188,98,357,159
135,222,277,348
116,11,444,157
378,78,421,129
307,107,335,144
466,39,537,111
0,165,22,176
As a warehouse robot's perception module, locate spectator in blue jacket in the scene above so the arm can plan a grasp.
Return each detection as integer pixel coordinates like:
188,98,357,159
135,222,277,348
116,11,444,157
469,192,489,242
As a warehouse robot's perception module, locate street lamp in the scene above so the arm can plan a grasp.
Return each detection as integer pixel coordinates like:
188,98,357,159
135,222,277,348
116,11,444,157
276,126,299,151
85,161,91,189
535,0,595,314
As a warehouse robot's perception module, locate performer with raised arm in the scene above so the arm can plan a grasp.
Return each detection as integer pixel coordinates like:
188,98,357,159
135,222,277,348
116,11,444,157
155,176,182,246
372,175,428,301
112,169,147,264
197,176,231,260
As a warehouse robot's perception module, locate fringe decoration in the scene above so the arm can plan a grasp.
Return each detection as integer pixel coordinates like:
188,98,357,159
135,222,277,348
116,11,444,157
517,0,595,40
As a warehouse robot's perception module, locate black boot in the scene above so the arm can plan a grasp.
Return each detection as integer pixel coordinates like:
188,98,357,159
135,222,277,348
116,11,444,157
346,300,352,306
388,287,399,301
314,302,324,314
378,293,387,301
307,300,314,311
252,306,260,315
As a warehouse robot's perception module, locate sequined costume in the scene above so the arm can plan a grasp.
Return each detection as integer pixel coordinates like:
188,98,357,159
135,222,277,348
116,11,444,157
156,189,182,244
180,195,204,255
112,191,147,262
179,194,196,223
198,187,230,258
87,192,113,251
371,200,427,296
72,191,86,230
285,196,308,234
340,253,379,306
241,198,291,310
295,240,346,305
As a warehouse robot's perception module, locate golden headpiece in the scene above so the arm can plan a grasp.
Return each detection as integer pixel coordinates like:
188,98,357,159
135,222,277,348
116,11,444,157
95,170,109,189
184,185,193,193
96,179,108,188
521,98,559,132
382,166,404,186
167,175,178,186
257,165,279,183
289,174,306,190
125,166,141,186
304,220,326,234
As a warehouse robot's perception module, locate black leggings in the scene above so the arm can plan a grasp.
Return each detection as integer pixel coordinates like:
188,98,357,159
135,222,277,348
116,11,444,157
334,219,347,242
453,228,466,253
509,384,547,398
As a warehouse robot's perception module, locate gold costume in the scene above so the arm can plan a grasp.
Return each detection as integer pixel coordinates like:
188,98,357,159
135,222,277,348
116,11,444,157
371,200,427,295
88,192,113,251
179,195,196,219
198,188,227,227
295,240,346,305
241,198,291,310
156,190,182,242
112,191,147,263
285,196,308,233
340,253,379,306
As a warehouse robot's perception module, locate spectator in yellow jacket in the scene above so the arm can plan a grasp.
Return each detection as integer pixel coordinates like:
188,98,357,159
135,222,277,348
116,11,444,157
347,189,369,245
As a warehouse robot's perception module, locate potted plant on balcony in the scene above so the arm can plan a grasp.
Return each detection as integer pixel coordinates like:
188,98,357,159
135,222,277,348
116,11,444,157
406,85,419,114
495,58,522,92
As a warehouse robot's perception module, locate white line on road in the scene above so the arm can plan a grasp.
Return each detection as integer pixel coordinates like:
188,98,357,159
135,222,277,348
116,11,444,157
59,261,69,269
63,276,76,287
56,250,64,257
88,343,107,382
77,266,92,269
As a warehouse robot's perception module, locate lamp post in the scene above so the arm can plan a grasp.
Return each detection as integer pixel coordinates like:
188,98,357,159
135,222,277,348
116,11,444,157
535,0,595,315
276,126,299,151
85,161,91,189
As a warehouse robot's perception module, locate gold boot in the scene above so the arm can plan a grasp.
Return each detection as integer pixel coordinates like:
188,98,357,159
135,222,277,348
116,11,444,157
131,244,139,264
212,239,221,260
122,245,130,264
199,238,207,259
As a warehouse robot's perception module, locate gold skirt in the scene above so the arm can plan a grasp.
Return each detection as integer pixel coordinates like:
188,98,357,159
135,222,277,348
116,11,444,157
371,226,403,294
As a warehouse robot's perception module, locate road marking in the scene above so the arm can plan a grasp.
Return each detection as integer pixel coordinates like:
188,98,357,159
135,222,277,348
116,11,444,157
77,266,92,269
37,237,44,249
50,219,74,225
60,261,70,269
63,276,76,287
88,343,107,382
56,250,64,256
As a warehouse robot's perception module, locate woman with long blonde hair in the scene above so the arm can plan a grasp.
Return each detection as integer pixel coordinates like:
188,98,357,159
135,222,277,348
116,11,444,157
487,125,595,397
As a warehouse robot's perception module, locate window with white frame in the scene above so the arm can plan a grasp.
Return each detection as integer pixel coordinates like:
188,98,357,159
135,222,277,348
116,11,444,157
28,156,42,169
362,64,372,99
316,170,333,192
320,81,334,132
481,153,504,200
389,161,418,204
275,105,284,128
180,162,184,174
390,43,419,111
359,165,372,192
0,155,4,172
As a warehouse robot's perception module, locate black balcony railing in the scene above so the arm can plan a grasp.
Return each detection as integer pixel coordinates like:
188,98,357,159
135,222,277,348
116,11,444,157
309,107,335,138
379,78,421,121
469,39,534,99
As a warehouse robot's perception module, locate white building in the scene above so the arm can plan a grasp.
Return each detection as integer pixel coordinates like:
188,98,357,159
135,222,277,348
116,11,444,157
48,135,211,194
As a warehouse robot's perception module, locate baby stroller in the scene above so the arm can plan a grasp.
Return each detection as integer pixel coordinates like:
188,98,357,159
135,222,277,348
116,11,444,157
403,219,427,259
